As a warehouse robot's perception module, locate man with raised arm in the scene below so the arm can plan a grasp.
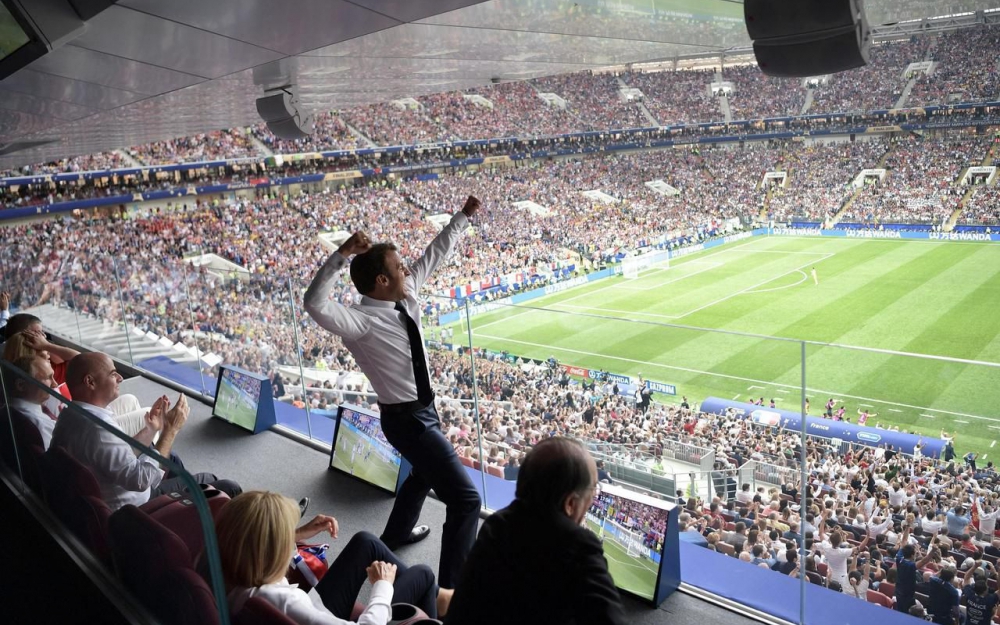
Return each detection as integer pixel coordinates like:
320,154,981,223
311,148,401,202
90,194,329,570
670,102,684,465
303,195,482,590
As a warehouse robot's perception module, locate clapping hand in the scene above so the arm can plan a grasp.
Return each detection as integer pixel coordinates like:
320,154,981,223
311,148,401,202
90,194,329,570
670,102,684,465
164,394,189,432
0,291,9,310
296,514,339,541
366,561,397,585
144,395,170,432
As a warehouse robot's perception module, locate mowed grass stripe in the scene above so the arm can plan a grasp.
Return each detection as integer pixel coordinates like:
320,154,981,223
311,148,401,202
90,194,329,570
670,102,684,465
463,237,999,453
652,240,916,385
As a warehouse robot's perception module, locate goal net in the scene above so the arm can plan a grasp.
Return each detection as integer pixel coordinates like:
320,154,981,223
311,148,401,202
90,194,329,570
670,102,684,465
621,252,668,279
604,518,648,558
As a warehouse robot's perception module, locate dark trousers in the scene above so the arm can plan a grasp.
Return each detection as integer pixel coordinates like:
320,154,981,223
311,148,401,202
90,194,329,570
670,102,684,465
379,402,481,589
317,532,437,618
154,451,242,499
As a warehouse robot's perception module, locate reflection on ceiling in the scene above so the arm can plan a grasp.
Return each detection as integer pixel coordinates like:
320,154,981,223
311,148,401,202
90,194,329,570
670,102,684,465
1,0,998,169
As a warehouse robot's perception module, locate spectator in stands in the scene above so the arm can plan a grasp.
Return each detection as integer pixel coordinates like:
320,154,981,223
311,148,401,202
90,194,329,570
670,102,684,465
896,528,939,613
961,564,999,625
4,355,59,448
925,567,960,625
50,352,240,510
597,459,613,484
0,291,9,332
216,490,449,624
445,437,626,625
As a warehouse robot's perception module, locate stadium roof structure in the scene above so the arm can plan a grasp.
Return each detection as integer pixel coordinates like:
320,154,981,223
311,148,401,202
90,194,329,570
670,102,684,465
1,0,1000,169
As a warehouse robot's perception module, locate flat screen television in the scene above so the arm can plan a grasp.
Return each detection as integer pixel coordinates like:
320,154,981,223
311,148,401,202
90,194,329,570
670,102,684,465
586,482,680,606
329,404,410,494
212,365,275,434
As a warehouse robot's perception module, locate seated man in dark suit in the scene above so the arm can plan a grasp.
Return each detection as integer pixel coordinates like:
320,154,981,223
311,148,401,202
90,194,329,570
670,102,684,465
445,437,626,625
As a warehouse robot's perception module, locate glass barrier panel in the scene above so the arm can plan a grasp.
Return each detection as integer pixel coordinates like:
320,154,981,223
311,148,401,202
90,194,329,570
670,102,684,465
449,296,809,619
107,253,142,367
0,359,230,624
804,340,1000,624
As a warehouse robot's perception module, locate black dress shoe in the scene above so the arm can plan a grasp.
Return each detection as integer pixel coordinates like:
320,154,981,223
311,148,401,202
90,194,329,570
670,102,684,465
385,525,431,550
298,497,310,518
404,524,431,545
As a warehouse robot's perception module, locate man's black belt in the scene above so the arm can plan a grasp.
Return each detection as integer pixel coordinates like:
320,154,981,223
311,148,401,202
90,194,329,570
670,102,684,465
378,394,435,416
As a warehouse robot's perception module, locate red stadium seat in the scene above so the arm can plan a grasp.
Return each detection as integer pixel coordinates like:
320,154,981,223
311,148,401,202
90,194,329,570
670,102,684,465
233,597,296,625
458,456,474,468
866,590,894,608
108,504,220,625
486,465,504,479
817,562,829,579
716,542,736,557
41,446,115,563
878,582,895,597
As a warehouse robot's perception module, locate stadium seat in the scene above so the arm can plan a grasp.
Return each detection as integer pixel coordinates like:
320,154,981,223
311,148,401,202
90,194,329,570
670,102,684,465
878,581,895,597
232,597,296,625
145,486,230,556
0,409,46,493
458,456,474,468
866,590,894,608
716,542,736,557
108,504,220,625
41,446,115,563
817,562,829,579
486,465,504,478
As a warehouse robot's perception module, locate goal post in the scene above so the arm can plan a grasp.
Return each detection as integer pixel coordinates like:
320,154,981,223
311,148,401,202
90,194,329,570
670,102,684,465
604,518,647,558
620,251,668,279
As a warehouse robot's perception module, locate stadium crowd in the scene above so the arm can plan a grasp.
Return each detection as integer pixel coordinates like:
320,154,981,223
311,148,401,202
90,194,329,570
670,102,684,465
768,140,891,222
842,134,990,224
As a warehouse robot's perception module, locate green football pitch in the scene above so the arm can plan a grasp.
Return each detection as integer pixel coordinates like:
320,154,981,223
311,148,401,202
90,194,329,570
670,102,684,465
454,235,1000,458
214,378,258,431
331,423,401,492
585,517,660,600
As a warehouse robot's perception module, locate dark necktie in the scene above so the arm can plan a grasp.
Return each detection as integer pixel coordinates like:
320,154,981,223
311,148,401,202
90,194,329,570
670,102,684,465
42,404,58,420
395,301,434,406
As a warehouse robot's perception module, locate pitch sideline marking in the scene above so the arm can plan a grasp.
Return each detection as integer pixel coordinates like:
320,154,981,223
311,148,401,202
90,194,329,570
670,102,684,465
608,261,726,292
669,253,836,319
474,333,1000,425
743,270,808,294
471,235,791,332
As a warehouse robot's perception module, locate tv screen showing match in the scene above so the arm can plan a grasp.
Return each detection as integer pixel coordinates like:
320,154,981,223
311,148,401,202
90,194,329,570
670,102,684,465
586,482,670,601
330,405,403,494
212,366,262,432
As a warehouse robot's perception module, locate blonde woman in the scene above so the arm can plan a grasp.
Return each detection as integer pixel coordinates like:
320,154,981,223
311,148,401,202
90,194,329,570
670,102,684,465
216,491,449,624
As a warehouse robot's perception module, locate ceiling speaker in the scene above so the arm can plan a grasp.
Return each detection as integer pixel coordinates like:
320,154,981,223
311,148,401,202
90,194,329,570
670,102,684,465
744,0,871,78
255,87,313,140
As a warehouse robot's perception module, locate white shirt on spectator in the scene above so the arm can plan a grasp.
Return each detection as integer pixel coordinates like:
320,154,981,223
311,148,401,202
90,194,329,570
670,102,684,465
49,401,164,511
228,578,393,625
303,212,469,405
10,397,55,449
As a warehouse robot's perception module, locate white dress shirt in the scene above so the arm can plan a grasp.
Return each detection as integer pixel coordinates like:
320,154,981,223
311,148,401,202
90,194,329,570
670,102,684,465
304,212,469,405
49,401,164,511
228,578,393,625
10,397,56,449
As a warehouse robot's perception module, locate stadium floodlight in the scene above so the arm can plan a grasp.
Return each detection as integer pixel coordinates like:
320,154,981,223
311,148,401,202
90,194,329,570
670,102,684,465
744,0,871,78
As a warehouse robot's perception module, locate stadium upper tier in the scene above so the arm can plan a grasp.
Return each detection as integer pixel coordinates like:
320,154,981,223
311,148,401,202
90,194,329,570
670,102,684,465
3,26,1000,178
3,131,997,227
